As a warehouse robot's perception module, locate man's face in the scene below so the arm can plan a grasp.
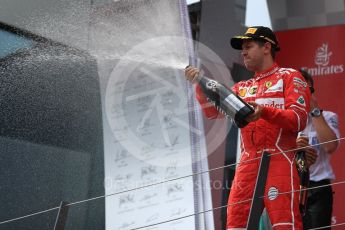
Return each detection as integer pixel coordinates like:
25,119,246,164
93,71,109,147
241,40,266,72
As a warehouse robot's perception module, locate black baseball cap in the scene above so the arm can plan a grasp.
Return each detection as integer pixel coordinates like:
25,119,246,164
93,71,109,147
230,26,280,51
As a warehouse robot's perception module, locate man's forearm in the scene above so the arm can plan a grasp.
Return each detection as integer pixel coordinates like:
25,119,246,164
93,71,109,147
260,106,308,132
311,115,338,153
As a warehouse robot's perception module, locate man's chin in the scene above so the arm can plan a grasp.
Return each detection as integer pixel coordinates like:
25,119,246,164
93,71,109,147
244,63,255,72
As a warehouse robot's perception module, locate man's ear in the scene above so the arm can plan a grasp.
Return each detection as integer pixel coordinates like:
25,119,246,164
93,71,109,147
263,42,272,54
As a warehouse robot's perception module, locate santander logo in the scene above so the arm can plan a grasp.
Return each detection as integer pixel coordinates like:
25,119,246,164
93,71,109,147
301,43,344,76
255,98,285,109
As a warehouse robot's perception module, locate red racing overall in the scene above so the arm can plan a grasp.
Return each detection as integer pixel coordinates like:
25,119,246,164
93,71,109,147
195,63,310,229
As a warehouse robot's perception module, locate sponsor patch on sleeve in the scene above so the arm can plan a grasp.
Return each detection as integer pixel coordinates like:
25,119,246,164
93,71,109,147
293,77,307,88
296,95,306,106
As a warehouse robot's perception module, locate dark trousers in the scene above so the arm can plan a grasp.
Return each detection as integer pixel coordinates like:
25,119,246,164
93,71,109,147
303,179,333,230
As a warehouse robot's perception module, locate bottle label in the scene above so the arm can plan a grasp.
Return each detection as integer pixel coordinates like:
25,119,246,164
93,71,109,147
224,94,246,111
206,98,230,119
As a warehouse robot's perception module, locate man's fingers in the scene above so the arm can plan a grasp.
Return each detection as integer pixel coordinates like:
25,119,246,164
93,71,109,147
296,137,309,148
296,139,309,144
246,101,257,107
245,115,255,123
305,147,318,166
296,141,309,148
306,156,316,166
184,67,199,83
244,102,262,123
296,136,308,142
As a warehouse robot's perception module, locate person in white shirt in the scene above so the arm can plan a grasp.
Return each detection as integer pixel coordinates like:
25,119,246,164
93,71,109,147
296,69,341,229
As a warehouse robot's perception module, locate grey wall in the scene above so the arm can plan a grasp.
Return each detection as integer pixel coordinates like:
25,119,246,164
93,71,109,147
268,0,345,30
198,0,245,71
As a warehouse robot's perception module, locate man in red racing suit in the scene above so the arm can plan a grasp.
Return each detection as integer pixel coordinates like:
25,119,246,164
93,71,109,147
185,26,310,229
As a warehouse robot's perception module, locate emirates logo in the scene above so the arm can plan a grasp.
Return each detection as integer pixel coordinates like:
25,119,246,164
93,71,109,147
315,43,332,66
302,42,344,76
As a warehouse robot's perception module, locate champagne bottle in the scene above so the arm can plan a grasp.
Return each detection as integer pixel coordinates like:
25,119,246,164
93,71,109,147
196,74,254,128
296,133,310,216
